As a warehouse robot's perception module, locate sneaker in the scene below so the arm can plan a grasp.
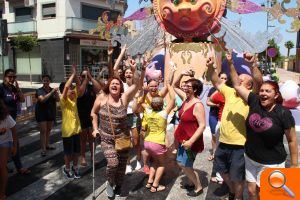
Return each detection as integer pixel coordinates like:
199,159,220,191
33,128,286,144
143,165,150,175
216,172,223,183
114,185,121,197
71,166,81,179
106,181,114,198
125,165,132,175
135,160,142,171
62,167,74,180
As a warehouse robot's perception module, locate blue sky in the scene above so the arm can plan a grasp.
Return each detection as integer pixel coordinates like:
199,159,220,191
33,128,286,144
124,0,297,57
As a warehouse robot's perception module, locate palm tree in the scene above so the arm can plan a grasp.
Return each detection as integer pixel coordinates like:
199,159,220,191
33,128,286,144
284,41,294,58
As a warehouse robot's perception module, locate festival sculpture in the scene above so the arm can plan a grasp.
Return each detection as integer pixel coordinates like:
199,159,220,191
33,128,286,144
153,0,226,40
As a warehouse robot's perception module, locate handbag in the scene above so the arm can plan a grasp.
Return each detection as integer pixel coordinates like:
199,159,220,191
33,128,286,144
107,102,132,151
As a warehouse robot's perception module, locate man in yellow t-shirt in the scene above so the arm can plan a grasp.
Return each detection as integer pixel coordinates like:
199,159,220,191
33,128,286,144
59,65,82,180
207,52,262,200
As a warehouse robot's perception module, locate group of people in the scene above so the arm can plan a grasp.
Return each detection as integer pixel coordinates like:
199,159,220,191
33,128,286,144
0,47,298,200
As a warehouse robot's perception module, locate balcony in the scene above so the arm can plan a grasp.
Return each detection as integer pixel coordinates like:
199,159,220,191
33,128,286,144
8,20,37,35
66,17,98,33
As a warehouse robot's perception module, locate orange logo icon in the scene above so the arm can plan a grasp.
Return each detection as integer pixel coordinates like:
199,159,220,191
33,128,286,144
261,168,300,200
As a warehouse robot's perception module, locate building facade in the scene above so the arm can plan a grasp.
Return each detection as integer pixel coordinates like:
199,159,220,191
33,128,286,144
0,0,127,82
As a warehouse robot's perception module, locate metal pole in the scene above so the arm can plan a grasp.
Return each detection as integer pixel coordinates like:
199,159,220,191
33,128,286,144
265,0,269,73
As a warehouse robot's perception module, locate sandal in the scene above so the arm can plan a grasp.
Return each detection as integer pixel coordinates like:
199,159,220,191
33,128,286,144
145,182,153,189
17,168,31,175
207,154,214,161
150,185,165,193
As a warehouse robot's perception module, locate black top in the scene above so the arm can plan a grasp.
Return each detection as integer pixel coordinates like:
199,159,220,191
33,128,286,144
0,83,20,120
207,87,219,117
35,87,57,120
245,92,295,164
77,84,96,119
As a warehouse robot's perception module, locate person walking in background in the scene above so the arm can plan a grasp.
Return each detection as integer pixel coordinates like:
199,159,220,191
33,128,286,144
91,58,145,198
59,65,82,180
224,51,298,200
0,69,30,175
77,68,102,166
207,51,263,200
173,70,206,197
0,100,17,200
35,75,59,157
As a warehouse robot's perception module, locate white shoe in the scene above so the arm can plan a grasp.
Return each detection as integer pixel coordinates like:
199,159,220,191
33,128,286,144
216,172,224,183
135,161,142,171
125,165,132,174
105,181,114,198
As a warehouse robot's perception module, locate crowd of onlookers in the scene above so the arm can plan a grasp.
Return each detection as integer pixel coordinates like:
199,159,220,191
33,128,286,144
0,48,298,200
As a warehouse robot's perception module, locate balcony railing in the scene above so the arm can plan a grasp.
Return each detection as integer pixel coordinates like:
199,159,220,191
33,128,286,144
8,20,37,35
66,17,98,33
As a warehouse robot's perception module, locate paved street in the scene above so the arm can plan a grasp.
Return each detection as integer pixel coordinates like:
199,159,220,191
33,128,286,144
7,115,233,200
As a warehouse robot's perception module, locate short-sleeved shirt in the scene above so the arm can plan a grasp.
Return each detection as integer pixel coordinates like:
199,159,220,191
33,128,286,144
0,115,16,144
0,83,20,120
245,92,295,164
35,87,57,121
142,108,167,145
210,91,225,121
60,90,81,138
219,84,249,146
77,84,96,119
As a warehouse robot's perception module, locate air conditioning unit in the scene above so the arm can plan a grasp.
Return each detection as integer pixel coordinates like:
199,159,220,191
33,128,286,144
24,0,35,7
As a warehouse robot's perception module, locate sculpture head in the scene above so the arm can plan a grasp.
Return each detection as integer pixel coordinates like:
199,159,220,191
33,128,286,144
153,0,226,39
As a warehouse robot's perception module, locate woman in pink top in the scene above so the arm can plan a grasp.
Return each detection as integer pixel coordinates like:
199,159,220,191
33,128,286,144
173,70,206,197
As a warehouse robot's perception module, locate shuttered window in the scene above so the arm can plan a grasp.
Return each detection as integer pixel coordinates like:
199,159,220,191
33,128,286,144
42,3,56,19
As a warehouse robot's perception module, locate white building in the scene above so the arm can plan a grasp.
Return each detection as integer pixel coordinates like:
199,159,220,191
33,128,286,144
0,0,127,82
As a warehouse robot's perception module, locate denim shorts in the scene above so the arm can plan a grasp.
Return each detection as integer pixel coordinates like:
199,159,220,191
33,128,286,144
176,145,197,168
62,134,81,156
215,143,245,182
209,115,218,135
0,141,13,148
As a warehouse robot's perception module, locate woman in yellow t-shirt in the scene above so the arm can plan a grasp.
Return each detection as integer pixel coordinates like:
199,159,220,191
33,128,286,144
139,84,175,193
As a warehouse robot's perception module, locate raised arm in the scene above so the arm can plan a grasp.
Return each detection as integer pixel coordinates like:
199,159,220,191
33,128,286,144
78,72,89,98
73,66,82,97
244,53,263,94
165,84,176,114
226,51,250,102
113,45,127,78
62,65,76,99
87,68,103,93
285,127,298,168
122,57,146,107
173,70,194,100
206,57,223,90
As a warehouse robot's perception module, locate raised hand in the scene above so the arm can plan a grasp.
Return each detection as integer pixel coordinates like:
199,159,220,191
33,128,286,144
71,64,77,75
244,52,257,64
206,57,215,68
107,46,114,56
225,50,233,64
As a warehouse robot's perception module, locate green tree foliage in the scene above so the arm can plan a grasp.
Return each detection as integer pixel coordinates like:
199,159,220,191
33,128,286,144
284,40,294,58
11,35,38,84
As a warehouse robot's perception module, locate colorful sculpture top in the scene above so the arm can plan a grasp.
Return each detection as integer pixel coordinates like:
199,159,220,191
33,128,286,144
153,0,226,40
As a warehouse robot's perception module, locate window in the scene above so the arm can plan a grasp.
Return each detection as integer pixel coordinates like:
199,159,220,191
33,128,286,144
42,3,56,19
15,7,32,21
81,4,120,22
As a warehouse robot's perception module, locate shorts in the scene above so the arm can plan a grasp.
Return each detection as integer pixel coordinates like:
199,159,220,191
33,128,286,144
176,145,197,168
62,134,81,156
209,115,218,134
144,141,167,156
215,143,245,182
35,111,55,123
0,141,13,148
127,113,141,129
245,154,285,187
